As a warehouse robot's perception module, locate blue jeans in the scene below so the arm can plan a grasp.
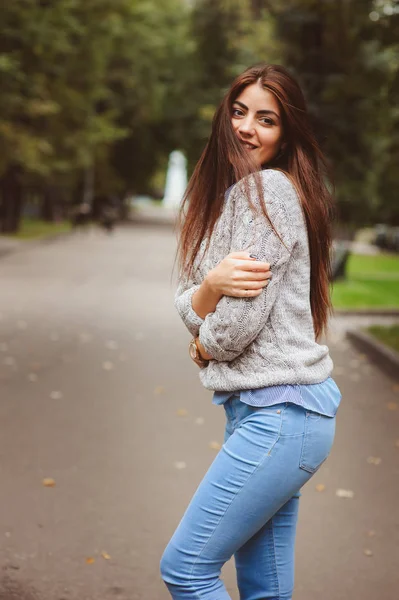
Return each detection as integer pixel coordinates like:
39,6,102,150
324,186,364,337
160,398,336,599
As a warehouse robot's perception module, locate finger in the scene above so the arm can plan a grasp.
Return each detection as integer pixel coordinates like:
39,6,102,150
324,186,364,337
228,251,257,260
234,259,271,272
234,271,272,282
237,288,264,297
236,279,270,290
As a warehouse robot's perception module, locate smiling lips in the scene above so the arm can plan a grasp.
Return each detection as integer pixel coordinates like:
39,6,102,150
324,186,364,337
239,139,258,150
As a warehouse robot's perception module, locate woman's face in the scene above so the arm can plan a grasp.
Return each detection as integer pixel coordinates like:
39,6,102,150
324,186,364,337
231,82,284,167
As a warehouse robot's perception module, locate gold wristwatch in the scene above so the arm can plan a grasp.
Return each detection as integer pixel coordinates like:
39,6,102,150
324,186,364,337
189,338,209,368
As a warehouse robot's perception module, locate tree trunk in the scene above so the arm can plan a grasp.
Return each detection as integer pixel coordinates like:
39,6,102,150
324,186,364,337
40,185,58,222
0,165,24,234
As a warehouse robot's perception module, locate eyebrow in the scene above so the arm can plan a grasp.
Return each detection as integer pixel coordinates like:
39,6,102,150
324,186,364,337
233,100,280,121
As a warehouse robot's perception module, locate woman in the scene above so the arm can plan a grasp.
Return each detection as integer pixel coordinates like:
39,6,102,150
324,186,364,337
160,63,341,600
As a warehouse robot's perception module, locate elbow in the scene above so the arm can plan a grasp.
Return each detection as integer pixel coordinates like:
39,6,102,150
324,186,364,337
198,328,244,363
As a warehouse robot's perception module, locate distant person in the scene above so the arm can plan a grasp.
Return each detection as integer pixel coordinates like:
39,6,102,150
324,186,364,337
160,63,342,599
99,196,118,234
70,202,91,229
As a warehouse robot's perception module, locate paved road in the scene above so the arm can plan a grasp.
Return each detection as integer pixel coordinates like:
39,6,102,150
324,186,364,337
0,225,398,600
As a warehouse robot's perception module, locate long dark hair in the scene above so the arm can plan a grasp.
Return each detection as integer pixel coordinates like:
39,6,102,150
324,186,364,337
176,63,334,339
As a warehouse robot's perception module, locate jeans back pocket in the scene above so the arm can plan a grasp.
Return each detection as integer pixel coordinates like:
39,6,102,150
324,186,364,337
299,411,336,474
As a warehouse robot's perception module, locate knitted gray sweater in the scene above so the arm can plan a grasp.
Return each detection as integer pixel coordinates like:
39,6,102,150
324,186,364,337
175,169,333,391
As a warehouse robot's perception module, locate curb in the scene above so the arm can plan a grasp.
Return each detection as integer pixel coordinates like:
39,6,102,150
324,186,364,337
335,308,399,317
346,328,399,380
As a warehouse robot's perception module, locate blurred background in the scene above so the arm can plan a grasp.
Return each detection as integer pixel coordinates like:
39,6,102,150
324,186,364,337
0,1,398,599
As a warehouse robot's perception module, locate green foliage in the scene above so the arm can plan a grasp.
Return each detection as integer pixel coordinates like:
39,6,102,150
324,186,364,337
183,0,281,170
0,0,193,197
260,0,399,224
0,0,398,231
332,253,399,309
8,217,72,240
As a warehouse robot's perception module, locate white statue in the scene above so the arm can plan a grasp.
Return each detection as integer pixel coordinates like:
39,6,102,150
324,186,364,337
163,150,188,210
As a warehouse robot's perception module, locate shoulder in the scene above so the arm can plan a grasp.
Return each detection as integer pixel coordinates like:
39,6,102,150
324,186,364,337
260,169,298,197
231,168,300,214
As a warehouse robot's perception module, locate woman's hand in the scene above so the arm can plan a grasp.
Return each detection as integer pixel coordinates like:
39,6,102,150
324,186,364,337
206,251,271,298
195,337,213,362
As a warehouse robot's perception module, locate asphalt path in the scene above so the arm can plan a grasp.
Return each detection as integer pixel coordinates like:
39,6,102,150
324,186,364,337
0,225,398,600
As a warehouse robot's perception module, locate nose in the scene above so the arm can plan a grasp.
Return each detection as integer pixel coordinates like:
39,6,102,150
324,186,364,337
238,115,256,137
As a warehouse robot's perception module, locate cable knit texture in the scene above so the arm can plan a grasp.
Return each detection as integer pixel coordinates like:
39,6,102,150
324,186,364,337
174,169,333,391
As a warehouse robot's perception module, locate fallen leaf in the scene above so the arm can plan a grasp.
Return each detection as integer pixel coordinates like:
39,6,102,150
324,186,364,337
102,361,114,371
50,391,63,400
387,402,398,411
42,478,55,487
154,386,165,395
195,417,205,425
86,557,95,564
363,549,373,557
335,488,354,499
174,461,186,470
315,483,326,492
367,456,382,465
101,551,111,560
209,441,222,451
176,408,188,417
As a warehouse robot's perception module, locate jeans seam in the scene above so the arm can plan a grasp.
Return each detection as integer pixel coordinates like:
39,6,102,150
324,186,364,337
270,517,281,599
187,406,286,588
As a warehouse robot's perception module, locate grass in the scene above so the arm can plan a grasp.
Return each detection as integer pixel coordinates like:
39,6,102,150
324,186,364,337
332,253,399,310
367,325,399,354
4,218,72,240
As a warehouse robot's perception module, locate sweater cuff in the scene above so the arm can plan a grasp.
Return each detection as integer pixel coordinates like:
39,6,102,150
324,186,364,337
175,285,205,336
199,319,239,362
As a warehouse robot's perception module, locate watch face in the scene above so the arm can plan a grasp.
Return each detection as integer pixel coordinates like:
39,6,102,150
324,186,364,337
189,341,197,360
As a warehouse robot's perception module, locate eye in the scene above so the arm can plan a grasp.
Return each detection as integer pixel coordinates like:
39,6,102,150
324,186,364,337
232,107,244,117
260,117,274,126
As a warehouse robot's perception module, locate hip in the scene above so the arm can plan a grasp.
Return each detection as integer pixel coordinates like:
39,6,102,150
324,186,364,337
223,397,336,474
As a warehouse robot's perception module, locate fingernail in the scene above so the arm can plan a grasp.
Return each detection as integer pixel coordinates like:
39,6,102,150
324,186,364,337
249,254,258,259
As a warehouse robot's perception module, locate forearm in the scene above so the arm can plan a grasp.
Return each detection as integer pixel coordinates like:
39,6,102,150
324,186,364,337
191,276,223,319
